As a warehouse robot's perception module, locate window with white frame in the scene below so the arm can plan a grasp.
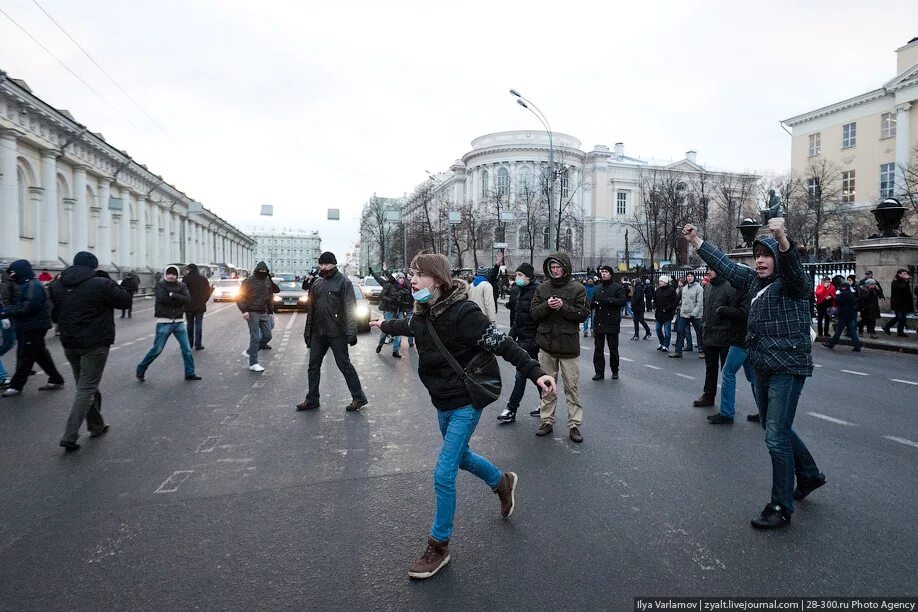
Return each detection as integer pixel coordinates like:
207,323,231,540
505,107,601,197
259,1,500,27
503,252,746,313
542,226,550,250
842,123,856,148
841,170,855,203
480,170,489,198
808,133,821,156
806,177,821,206
616,191,628,216
497,167,510,198
560,169,570,199
881,113,897,139
562,227,573,251
880,163,895,198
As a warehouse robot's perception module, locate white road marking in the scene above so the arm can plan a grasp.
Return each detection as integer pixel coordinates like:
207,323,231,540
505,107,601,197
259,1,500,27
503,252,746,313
285,312,298,330
122,341,136,346
884,435,918,449
644,364,662,370
813,364,823,368
195,437,221,453
840,370,869,376
674,373,696,380
109,346,120,351
251,381,265,388
890,378,918,386
620,357,635,362
807,412,854,426
203,305,233,318
154,470,193,493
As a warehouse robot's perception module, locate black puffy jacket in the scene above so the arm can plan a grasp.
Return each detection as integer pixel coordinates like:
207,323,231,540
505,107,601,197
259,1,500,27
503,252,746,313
890,278,914,313
834,288,858,321
631,282,646,314
380,280,545,411
304,268,357,339
6,260,51,332
510,281,539,355
702,275,744,348
237,272,279,314
654,285,678,322
153,279,190,320
49,265,133,349
592,280,628,334
379,281,411,313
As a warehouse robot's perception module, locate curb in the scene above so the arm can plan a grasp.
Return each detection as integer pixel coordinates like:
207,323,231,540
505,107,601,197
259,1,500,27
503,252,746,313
825,337,918,355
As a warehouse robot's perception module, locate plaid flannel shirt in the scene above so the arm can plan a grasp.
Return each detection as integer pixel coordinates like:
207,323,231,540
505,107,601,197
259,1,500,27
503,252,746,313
697,239,813,377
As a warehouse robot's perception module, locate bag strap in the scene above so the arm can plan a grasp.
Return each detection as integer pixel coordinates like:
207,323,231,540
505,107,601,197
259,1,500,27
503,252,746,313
425,316,468,382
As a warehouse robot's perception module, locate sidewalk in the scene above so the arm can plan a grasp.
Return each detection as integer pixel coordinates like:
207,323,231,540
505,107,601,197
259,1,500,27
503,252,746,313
818,313,917,355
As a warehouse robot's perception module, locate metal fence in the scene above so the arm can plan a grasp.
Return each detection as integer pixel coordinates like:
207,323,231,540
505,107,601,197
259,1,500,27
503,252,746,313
802,262,856,288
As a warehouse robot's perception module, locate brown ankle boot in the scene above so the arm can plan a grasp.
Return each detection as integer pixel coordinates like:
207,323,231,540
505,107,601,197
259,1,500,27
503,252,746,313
408,537,450,579
493,472,518,518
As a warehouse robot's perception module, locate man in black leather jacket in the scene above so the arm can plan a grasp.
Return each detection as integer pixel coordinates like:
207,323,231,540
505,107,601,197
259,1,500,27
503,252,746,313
297,252,367,412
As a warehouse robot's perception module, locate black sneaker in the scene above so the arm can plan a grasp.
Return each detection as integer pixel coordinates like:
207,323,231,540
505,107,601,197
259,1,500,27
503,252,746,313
392,352,402,359
376,344,383,354
630,335,639,341
185,374,202,381
529,408,541,417
59,440,80,452
747,413,760,422
794,473,827,501
611,372,619,380
644,332,653,340
751,503,791,529
668,352,683,358
592,373,603,380
261,344,272,350
296,400,320,411
136,371,145,383
89,425,110,438
346,399,368,412
707,414,734,424
497,408,516,423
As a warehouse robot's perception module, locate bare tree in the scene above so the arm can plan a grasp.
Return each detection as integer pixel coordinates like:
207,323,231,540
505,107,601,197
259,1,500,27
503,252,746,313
359,195,395,269
708,172,759,249
456,199,486,269
795,159,844,252
626,168,668,270
898,143,918,219
406,182,439,253
514,174,546,264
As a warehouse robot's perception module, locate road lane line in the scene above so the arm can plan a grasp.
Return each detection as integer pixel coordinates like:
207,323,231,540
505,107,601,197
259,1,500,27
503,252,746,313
674,373,696,380
154,470,193,493
203,305,233,318
285,312,298,330
644,364,662,370
840,370,868,376
807,412,854,426
890,378,918,386
195,437,221,453
813,364,823,368
620,357,635,362
884,435,918,448
109,346,120,351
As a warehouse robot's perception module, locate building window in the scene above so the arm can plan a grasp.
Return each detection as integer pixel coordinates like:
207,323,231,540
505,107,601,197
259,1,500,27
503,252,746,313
806,177,821,207
18,169,34,239
616,191,628,216
497,167,510,198
542,226,550,250
562,227,573,251
518,226,530,248
880,163,896,198
518,167,532,191
842,123,856,148
881,113,897,139
560,169,570,199
808,133,821,156
841,170,855,203
480,169,489,198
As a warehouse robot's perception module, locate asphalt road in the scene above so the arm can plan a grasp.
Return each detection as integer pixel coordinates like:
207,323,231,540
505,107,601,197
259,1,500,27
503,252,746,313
0,299,916,611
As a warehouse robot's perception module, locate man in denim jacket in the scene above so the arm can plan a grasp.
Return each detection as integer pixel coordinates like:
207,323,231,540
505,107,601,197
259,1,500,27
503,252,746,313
683,217,826,530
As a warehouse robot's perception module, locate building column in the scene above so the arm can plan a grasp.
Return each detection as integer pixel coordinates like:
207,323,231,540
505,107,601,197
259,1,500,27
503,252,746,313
136,196,147,269
72,166,88,254
62,197,75,261
0,129,21,260
895,102,912,196
96,179,112,267
39,151,59,265
119,188,132,268
150,202,161,269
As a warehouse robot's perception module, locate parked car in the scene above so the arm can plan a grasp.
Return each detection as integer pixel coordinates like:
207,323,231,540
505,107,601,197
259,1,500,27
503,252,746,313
212,278,243,302
272,273,297,282
352,285,371,333
359,276,383,302
272,281,309,312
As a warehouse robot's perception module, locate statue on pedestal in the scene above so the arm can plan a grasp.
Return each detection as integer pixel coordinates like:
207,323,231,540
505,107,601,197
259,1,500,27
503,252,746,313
760,189,784,225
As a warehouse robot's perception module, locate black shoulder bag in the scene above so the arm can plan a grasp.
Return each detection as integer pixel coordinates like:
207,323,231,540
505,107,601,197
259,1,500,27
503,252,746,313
425,317,502,409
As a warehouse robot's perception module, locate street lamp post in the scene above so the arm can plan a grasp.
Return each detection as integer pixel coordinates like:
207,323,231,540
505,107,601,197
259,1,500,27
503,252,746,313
510,89,555,251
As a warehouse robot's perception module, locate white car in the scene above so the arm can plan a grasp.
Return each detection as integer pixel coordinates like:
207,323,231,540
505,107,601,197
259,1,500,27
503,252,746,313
212,278,243,302
359,277,383,302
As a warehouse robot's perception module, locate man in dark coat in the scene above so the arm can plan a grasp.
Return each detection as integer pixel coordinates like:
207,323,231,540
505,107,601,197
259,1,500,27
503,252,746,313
2,259,65,398
695,268,742,408
499,262,540,423
119,272,139,318
653,276,678,351
135,265,200,382
50,251,132,451
883,269,913,337
822,283,862,351
0,269,16,386
630,277,652,340
531,252,590,442
237,261,280,372
298,252,367,412
376,272,413,358
182,264,214,350
591,265,627,380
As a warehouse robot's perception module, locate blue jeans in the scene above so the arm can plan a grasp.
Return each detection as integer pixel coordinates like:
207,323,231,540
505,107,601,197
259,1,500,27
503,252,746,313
675,316,703,353
753,370,820,512
655,320,671,348
380,310,403,352
582,313,593,333
432,406,502,541
137,322,195,377
719,346,755,419
0,326,14,380
883,310,908,335
827,317,861,349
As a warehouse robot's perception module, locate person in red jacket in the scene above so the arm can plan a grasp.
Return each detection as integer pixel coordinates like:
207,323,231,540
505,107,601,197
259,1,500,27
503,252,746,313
814,276,834,338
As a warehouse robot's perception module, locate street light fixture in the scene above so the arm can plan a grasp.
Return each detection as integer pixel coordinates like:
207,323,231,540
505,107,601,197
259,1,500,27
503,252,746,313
510,88,556,251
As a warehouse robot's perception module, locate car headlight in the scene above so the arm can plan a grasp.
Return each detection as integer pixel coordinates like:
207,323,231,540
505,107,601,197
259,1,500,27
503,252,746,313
273,295,282,302
298,295,309,302
355,304,369,317
362,287,372,296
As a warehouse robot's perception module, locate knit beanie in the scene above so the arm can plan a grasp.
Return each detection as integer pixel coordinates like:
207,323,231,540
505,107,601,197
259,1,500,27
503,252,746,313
599,265,615,276
515,263,535,279
73,251,99,270
319,252,337,265
475,266,489,277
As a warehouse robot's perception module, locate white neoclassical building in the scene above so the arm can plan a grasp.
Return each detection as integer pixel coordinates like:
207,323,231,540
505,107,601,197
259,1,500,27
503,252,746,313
0,70,254,283
428,131,757,270
251,230,322,274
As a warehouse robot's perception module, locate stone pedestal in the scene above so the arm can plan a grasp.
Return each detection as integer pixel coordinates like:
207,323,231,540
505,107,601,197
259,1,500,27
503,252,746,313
850,237,918,296
726,248,755,269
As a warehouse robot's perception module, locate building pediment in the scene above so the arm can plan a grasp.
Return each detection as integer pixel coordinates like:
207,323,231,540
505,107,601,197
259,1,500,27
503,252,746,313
664,159,704,172
884,61,918,92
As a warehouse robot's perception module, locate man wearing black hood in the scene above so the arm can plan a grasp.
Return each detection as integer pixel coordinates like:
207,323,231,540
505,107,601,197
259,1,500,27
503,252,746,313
49,251,132,450
591,265,628,380
237,261,280,372
136,265,200,382
298,252,367,412
182,263,213,351
2,259,65,398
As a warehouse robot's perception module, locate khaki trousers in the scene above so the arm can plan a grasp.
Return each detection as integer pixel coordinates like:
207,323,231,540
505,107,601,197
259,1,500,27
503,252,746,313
538,352,583,429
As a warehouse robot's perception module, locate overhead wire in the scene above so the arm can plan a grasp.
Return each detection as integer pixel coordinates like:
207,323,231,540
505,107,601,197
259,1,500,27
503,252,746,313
0,4,145,134
29,0,171,138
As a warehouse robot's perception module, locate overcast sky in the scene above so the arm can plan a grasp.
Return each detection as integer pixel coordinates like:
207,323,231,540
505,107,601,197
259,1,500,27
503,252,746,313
2,0,916,256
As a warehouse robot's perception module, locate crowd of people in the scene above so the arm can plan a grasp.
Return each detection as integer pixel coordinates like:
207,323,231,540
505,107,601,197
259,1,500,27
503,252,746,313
0,217,915,580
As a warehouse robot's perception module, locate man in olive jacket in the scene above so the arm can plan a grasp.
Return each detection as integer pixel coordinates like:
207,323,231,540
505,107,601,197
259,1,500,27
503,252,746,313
531,252,590,443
